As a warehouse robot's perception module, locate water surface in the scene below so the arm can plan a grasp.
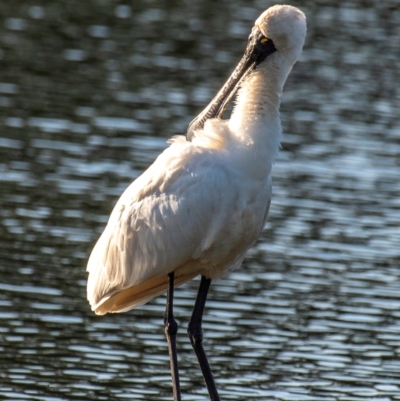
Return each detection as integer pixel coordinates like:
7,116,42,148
1,0,400,400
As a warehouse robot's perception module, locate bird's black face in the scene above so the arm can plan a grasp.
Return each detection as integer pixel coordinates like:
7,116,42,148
186,28,276,139
247,28,277,66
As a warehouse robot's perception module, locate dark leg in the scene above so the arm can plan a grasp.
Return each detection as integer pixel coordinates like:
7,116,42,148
187,276,220,401
164,272,181,401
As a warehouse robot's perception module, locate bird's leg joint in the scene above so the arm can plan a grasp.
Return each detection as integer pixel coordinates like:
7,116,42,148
165,315,178,336
187,321,203,346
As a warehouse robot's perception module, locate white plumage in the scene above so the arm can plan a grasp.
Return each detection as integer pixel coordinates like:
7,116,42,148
87,5,306,316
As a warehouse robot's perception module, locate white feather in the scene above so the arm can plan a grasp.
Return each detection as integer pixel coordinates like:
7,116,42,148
87,4,306,314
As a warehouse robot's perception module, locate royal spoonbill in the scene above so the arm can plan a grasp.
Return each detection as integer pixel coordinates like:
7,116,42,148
87,4,306,400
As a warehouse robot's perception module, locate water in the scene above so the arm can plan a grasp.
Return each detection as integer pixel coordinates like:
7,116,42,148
1,0,400,400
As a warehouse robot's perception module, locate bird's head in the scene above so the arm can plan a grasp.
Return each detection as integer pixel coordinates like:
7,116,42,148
255,5,306,67
186,5,307,139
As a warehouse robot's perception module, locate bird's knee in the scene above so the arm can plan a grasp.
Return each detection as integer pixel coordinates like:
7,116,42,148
187,324,203,345
165,317,178,336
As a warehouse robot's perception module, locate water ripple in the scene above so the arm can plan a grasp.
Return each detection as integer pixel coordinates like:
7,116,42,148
1,0,400,400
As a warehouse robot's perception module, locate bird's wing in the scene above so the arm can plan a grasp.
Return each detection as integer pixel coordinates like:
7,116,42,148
87,142,262,309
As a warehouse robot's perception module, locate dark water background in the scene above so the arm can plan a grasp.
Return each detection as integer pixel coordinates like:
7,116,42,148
1,1,400,400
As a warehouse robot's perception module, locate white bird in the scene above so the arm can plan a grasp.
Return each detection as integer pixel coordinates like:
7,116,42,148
87,5,306,401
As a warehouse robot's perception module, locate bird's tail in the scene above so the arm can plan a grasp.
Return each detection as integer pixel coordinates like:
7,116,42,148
93,271,198,315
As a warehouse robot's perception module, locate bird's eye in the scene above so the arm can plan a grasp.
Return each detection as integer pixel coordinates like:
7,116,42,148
260,37,269,44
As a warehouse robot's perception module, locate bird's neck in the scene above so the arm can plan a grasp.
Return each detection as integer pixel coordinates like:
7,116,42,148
227,56,291,178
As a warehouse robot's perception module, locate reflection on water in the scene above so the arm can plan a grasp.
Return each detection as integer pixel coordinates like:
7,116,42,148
1,0,400,400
